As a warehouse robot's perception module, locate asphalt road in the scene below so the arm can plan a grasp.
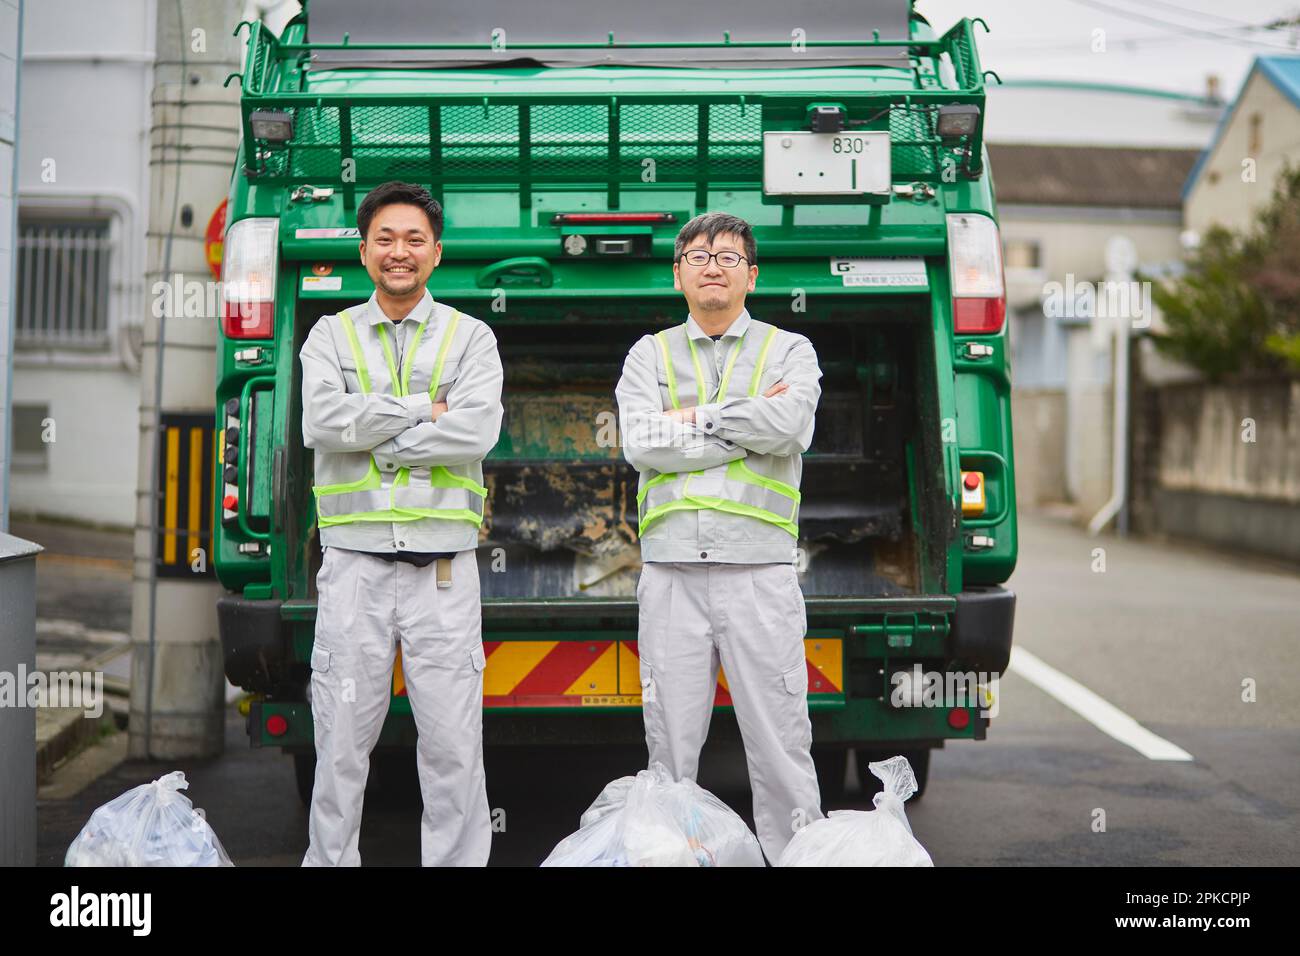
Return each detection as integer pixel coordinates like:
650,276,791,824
35,511,1300,866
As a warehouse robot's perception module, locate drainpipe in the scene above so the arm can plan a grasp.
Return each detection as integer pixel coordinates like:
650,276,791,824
1088,237,1136,536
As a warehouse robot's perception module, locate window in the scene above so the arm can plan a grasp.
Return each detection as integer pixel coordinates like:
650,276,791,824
12,404,51,472
15,217,113,348
1248,113,1262,156
1004,238,1041,271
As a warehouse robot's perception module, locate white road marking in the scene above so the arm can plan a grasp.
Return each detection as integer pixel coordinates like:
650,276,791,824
1009,647,1194,761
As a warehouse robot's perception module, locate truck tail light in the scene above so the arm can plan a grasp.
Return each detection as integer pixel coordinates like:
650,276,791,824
947,213,1005,335
221,217,279,339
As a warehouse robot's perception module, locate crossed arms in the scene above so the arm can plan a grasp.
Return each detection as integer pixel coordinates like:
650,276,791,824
615,332,822,474
300,317,504,468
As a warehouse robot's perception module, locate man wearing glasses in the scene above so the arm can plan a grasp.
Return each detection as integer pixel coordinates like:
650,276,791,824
615,212,825,862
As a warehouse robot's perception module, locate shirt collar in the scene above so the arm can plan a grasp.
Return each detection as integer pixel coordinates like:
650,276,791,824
364,289,434,327
686,308,751,341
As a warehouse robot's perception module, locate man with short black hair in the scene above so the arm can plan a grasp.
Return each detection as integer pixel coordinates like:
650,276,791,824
616,211,825,862
298,181,503,866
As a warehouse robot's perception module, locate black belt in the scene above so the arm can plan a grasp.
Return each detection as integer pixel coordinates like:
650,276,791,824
329,547,460,568
373,550,459,568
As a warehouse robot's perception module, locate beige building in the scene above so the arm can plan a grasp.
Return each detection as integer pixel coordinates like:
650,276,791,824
991,144,1200,516
1184,56,1300,236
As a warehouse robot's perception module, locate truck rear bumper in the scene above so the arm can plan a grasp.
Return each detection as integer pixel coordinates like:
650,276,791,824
951,586,1016,672
241,589,1012,748
218,596,288,692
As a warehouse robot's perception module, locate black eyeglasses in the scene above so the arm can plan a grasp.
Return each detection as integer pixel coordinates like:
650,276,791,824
678,249,749,269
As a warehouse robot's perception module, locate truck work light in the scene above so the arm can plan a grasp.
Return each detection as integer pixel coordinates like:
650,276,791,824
249,109,294,142
936,104,980,139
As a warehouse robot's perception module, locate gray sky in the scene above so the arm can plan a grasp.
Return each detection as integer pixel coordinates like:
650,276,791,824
917,0,1300,98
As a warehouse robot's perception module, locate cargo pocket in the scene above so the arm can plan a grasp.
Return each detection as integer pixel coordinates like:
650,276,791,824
639,660,657,705
779,661,812,750
469,644,486,674
309,644,334,733
638,658,664,754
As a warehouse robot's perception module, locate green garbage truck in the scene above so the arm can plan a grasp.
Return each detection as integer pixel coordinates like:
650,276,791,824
214,0,1017,803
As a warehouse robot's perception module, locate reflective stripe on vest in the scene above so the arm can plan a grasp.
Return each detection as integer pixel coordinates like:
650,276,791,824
311,306,487,528
638,320,800,538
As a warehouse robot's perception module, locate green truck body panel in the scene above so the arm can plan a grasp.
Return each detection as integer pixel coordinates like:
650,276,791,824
214,3,1017,758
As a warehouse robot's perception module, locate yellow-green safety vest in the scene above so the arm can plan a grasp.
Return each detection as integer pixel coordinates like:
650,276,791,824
311,307,488,529
637,319,801,538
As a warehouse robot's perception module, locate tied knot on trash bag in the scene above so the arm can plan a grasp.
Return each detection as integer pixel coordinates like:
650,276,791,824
542,762,765,867
65,771,235,867
777,755,933,867
152,770,189,795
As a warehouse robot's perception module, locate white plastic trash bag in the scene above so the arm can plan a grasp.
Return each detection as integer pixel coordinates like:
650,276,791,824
65,770,234,867
542,763,764,867
777,755,933,867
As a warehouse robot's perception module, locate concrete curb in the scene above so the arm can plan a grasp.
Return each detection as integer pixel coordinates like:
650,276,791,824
36,707,119,784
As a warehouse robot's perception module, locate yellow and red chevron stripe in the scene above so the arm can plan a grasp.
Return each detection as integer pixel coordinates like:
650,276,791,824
393,638,842,708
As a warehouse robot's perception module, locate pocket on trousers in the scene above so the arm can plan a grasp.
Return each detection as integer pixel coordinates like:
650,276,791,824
309,644,335,732
315,548,331,595
469,644,486,674
788,567,806,610
639,660,657,705
779,661,812,750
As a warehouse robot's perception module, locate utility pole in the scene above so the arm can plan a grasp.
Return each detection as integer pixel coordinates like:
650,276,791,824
130,0,245,759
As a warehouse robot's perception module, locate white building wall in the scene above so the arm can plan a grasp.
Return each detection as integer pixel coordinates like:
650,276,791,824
10,0,155,527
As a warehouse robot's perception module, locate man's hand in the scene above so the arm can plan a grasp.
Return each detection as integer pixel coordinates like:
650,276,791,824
431,401,448,421
763,381,788,398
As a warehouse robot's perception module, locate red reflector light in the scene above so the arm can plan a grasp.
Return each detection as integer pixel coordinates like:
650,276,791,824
222,301,274,339
550,212,676,224
220,217,278,339
947,213,1006,335
953,297,1006,334
948,707,971,730
266,714,288,737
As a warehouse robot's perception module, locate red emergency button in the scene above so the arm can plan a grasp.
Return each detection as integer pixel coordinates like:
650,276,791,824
963,472,980,490
223,494,238,511
266,714,288,737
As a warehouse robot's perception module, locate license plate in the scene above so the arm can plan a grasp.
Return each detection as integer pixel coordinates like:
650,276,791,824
763,131,891,197
830,256,928,288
